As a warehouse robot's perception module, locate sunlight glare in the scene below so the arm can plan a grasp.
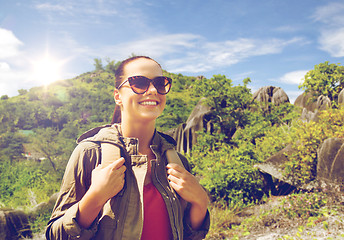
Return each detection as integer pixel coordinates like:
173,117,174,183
32,53,64,86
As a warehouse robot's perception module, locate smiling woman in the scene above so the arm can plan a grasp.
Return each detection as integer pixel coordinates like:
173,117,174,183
31,54,64,86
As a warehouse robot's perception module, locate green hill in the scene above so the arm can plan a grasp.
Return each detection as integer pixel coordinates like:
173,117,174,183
1,60,344,237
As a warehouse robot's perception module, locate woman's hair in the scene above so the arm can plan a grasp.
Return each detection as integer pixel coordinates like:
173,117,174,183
111,56,161,124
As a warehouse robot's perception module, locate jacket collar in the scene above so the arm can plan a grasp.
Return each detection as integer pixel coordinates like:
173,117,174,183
77,124,177,155
77,124,123,145
151,130,176,156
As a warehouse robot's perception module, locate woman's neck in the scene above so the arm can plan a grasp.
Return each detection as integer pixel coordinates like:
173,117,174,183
120,119,156,152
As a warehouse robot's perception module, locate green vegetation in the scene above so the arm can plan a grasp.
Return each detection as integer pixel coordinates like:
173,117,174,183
207,189,343,239
1,60,344,237
299,61,344,105
284,109,344,185
192,75,252,141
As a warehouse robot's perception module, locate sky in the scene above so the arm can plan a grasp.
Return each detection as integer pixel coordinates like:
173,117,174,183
1,0,344,103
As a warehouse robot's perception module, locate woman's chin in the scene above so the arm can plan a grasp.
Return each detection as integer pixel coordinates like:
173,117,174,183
138,108,164,120
139,114,160,122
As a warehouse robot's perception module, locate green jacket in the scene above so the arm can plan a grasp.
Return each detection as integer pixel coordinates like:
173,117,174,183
46,124,210,240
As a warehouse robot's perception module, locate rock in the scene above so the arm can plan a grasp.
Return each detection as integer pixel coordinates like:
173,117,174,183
257,137,344,194
169,86,291,153
30,192,58,220
255,144,296,195
317,95,331,110
252,86,290,106
167,98,213,153
0,209,32,239
30,202,48,216
338,88,344,106
300,107,320,122
48,192,59,206
317,138,344,186
294,92,318,112
295,92,331,122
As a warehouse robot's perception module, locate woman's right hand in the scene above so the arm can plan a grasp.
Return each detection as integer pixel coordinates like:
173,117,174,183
77,158,126,229
89,157,126,205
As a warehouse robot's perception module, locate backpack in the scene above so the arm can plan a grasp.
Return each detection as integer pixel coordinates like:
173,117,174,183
100,142,186,198
100,143,185,168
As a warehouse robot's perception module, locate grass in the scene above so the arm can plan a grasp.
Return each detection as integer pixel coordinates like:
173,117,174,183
205,189,344,239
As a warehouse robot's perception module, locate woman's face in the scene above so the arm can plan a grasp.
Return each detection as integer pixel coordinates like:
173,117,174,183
115,58,167,123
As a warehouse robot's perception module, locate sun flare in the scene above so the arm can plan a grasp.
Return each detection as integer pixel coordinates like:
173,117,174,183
31,54,64,86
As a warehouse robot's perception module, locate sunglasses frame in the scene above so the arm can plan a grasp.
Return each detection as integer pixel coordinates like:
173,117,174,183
117,75,172,95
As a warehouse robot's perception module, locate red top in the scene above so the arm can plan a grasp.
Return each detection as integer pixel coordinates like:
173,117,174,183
141,183,173,240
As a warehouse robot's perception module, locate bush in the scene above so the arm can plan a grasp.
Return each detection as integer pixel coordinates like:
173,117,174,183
0,160,60,208
299,61,344,104
284,108,344,185
189,132,264,204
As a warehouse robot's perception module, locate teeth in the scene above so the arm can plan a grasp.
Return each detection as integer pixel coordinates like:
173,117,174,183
140,101,157,106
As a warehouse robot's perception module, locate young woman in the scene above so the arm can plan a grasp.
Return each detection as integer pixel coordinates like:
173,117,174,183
46,56,210,239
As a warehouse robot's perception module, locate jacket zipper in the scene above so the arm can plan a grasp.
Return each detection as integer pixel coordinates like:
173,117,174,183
116,148,131,240
152,159,180,240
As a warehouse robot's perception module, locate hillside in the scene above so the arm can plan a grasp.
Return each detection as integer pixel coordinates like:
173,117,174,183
1,61,344,238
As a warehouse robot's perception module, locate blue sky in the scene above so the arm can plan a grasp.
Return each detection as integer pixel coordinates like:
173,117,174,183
1,0,344,103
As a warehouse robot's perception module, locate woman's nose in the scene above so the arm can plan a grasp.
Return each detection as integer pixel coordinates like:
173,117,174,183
145,82,158,95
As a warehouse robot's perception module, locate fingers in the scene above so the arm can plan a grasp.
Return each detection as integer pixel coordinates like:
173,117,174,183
167,174,184,189
166,163,187,179
109,157,126,170
168,180,180,191
166,163,184,171
167,163,190,188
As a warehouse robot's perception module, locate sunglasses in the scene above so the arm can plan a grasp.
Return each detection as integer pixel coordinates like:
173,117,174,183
117,75,172,95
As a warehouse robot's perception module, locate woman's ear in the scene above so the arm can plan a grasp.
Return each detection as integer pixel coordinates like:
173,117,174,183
114,89,122,105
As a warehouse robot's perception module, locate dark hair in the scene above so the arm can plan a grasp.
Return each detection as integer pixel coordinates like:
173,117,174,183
111,56,161,124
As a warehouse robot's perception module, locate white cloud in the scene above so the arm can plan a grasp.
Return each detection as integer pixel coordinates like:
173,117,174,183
0,28,304,97
164,36,303,73
101,35,303,74
35,3,71,12
0,28,23,59
0,28,29,96
312,2,344,26
0,62,10,70
0,63,28,97
231,71,254,82
279,70,308,85
102,34,202,59
318,28,344,57
312,2,344,57
34,0,118,16
0,28,76,97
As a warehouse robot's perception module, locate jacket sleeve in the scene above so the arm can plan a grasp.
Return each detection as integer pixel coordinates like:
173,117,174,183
46,142,101,240
177,153,211,240
183,204,210,240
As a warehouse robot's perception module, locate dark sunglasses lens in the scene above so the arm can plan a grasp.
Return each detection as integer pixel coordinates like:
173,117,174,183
129,77,149,94
153,77,171,94
128,76,171,94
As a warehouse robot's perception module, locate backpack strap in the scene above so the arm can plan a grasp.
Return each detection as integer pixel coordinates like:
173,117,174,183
165,149,185,169
166,149,188,211
100,143,121,168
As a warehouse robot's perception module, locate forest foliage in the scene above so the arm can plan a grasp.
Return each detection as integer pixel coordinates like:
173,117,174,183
0,59,344,217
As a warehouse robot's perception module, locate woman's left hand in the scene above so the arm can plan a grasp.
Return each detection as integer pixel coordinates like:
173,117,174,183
166,163,209,229
166,163,208,205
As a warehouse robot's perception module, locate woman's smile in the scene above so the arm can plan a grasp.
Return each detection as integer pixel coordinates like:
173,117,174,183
139,100,159,106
